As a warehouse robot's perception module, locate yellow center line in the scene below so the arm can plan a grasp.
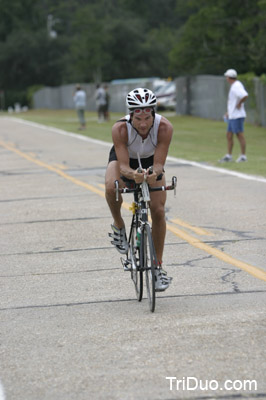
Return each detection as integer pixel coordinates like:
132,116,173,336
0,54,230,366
1,139,266,282
53,163,68,170
96,184,266,282
0,140,105,198
166,223,266,282
171,218,212,236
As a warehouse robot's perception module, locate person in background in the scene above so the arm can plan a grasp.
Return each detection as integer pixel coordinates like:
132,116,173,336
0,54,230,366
73,84,87,130
220,69,248,163
103,85,110,121
95,84,107,123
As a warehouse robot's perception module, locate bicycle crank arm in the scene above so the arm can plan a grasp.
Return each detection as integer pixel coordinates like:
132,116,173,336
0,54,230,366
120,257,131,271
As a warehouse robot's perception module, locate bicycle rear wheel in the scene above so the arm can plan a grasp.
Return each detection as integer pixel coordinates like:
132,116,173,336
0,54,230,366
142,224,156,312
130,223,143,302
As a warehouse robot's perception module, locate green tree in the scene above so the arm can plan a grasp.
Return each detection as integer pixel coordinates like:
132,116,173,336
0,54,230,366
66,0,181,81
250,0,266,75
1,0,266,108
169,0,265,76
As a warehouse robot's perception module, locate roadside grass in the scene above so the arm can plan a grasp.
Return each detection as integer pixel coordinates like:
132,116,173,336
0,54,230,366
4,109,266,177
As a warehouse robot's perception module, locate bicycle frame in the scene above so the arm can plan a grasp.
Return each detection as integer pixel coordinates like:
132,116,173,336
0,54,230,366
115,176,177,312
116,175,177,262
129,184,149,247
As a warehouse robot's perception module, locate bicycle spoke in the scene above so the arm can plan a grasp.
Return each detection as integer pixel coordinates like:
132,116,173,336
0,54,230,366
142,225,156,312
130,223,143,302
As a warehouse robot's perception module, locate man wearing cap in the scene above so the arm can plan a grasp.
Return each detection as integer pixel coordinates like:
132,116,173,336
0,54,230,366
220,69,248,163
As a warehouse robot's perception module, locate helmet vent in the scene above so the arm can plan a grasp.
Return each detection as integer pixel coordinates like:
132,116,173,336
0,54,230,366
126,87,157,109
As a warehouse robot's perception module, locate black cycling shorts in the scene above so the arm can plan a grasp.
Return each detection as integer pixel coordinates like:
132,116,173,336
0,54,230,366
108,145,163,181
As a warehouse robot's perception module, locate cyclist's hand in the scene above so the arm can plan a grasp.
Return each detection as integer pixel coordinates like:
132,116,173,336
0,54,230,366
146,167,157,184
134,168,145,183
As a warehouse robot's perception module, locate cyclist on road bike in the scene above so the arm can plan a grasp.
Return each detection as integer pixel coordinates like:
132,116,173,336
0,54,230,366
105,88,173,291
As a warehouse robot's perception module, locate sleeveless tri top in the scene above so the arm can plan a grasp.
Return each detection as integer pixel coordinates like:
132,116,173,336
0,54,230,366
125,113,162,159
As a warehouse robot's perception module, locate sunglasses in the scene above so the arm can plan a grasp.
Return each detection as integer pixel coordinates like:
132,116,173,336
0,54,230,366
132,107,153,115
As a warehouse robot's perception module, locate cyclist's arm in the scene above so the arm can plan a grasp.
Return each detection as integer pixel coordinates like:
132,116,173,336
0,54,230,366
112,122,144,182
151,117,173,178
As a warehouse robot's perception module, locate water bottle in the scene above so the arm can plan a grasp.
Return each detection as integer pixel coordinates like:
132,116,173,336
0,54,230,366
136,227,141,247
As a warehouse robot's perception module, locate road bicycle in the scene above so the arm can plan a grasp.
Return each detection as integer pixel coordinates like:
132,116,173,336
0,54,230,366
115,173,177,312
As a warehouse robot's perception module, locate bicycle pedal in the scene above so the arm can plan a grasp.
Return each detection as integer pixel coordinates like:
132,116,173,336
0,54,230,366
120,257,131,271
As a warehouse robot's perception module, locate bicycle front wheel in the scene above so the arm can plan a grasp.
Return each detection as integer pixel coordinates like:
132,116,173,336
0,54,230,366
130,223,143,302
142,224,157,312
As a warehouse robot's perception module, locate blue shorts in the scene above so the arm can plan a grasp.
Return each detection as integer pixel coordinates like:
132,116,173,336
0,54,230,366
227,118,245,134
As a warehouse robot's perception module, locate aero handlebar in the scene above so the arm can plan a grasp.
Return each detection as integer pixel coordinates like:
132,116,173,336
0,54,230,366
115,176,177,201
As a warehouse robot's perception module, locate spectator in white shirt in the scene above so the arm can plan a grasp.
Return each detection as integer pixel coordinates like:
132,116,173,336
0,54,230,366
219,69,248,163
73,84,87,130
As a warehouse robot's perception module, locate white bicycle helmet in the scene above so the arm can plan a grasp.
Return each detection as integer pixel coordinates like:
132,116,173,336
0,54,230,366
126,88,157,110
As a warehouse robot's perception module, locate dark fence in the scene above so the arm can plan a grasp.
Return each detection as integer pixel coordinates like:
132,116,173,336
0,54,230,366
33,76,266,126
175,75,266,126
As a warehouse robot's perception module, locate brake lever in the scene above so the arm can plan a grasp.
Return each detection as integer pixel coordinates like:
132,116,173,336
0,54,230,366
172,176,177,197
115,180,119,201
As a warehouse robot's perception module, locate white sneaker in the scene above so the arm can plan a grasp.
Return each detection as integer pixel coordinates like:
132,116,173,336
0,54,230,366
108,225,128,254
219,154,232,163
236,155,247,163
155,268,172,292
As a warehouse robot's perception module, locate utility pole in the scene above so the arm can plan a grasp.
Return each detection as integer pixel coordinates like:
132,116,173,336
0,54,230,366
47,14,59,39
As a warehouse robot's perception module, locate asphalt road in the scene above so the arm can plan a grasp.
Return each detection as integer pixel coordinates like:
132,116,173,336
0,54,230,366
0,117,266,400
